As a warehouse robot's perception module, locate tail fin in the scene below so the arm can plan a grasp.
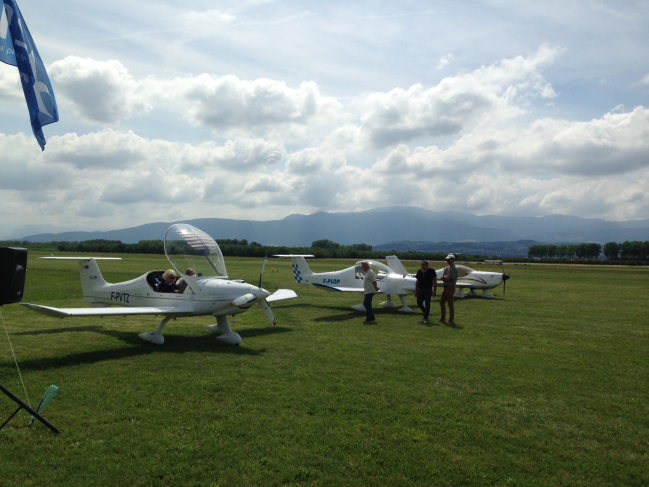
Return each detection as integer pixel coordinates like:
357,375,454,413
273,254,314,284
386,255,410,275
77,259,108,304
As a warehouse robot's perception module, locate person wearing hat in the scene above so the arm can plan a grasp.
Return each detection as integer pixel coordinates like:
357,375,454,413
415,260,437,323
439,254,458,325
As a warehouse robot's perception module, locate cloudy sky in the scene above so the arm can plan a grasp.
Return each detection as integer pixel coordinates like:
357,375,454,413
1,0,648,238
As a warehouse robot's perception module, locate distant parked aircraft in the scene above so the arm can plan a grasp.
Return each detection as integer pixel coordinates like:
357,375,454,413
276,255,510,312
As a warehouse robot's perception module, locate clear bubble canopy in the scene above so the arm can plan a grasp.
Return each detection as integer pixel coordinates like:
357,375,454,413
164,224,228,279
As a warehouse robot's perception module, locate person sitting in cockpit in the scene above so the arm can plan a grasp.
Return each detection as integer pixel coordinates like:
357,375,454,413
176,268,196,293
157,269,179,293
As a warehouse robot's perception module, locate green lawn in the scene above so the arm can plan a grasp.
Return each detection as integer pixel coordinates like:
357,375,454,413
1,253,647,486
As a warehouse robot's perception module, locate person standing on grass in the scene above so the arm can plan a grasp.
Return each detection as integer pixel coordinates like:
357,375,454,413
439,254,458,325
361,261,379,322
415,260,437,324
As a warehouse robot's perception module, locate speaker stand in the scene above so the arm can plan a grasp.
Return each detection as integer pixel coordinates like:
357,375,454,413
0,383,60,434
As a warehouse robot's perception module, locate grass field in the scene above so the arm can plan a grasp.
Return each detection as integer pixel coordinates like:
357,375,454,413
1,253,648,486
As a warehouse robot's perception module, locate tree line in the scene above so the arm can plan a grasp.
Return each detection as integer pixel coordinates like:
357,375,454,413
0,238,479,262
3,238,648,264
527,243,602,259
528,241,649,260
602,241,649,260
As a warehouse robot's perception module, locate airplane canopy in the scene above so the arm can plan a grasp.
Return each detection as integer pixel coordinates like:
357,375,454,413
354,260,393,278
164,224,228,279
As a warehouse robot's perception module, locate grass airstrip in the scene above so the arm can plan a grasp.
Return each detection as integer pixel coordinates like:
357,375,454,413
0,253,647,486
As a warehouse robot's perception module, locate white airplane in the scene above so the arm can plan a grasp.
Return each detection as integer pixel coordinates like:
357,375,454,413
276,255,510,313
21,224,297,346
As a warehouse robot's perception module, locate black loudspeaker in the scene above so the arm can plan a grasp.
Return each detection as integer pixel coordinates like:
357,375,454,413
0,247,28,306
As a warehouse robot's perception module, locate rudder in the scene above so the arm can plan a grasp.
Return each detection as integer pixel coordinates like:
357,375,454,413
273,254,314,284
78,259,107,305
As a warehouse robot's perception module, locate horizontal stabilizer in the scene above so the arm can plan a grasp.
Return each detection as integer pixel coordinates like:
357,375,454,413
266,289,298,302
20,303,192,318
38,257,122,260
273,254,315,258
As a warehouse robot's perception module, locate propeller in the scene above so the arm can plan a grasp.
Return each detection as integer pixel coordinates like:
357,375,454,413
501,263,510,294
257,255,276,325
258,255,268,288
259,299,276,326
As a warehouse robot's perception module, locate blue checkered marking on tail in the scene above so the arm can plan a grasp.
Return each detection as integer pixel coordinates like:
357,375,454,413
292,263,303,283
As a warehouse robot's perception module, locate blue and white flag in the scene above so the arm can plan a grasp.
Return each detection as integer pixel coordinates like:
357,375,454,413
1,0,58,150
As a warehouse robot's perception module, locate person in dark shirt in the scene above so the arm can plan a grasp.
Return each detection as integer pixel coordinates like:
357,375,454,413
415,260,437,323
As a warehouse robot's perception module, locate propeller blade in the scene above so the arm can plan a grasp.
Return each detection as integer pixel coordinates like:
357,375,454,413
258,255,268,288
258,299,276,326
500,263,510,295
231,293,257,307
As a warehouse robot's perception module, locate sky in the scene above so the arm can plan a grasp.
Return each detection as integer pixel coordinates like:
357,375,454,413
1,0,648,239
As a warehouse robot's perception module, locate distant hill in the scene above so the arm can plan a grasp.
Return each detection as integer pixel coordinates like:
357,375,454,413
16,206,649,246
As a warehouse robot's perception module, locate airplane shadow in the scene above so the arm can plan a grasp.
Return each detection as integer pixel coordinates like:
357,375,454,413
9,324,275,372
237,326,292,338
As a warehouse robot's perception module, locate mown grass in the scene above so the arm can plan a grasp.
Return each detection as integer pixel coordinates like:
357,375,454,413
0,253,647,486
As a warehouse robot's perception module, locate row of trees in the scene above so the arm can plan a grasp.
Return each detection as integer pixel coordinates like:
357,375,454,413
603,241,649,260
5,237,476,262
528,240,649,260
5,237,647,263
527,243,602,259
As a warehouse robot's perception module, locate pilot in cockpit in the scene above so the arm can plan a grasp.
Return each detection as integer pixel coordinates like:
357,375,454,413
175,268,195,293
158,269,179,293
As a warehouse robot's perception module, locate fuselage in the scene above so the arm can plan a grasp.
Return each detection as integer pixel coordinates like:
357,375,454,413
304,264,506,293
85,270,270,317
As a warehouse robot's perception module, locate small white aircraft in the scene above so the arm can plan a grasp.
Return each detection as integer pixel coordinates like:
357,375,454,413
21,224,297,346
276,255,510,313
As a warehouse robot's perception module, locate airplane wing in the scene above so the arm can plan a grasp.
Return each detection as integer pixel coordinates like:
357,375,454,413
311,283,379,294
266,289,298,302
20,303,194,318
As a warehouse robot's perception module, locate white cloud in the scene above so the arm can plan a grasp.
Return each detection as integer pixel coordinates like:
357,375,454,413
373,106,649,179
359,45,561,148
48,56,151,124
437,53,454,69
178,138,285,171
45,58,343,139
642,73,649,85
169,75,327,132
0,63,22,103
47,130,150,168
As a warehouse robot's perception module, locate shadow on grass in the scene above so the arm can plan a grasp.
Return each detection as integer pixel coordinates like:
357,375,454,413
313,312,359,323
271,302,312,309
237,326,292,338
9,324,274,371
422,320,442,327
443,321,464,329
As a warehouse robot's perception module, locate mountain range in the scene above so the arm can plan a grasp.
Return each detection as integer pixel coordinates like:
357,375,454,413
14,206,649,246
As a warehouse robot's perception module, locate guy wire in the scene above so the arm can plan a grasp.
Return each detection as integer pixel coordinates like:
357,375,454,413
0,309,32,408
